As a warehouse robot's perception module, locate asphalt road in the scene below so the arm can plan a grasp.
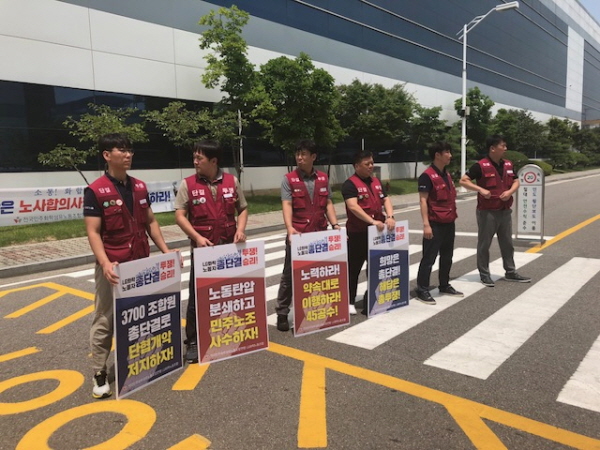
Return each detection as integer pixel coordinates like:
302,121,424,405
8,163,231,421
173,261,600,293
1,172,600,450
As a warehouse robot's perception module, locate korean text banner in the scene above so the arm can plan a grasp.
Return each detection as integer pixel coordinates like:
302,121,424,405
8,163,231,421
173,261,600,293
193,241,268,364
291,229,350,336
0,185,84,227
113,252,183,398
0,181,178,227
366,220,410,317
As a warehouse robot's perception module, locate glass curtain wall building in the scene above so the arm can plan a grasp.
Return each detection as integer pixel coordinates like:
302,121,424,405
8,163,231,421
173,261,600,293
1,0,599,184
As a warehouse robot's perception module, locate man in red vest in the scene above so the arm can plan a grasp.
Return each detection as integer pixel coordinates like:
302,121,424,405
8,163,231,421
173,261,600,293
415,142,463,305
460,135,531,287
174,141,248,361
342,150,395,314
84,133,171,399
276,140,339,331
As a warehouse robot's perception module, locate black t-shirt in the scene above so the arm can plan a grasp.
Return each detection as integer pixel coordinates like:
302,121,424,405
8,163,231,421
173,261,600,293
83,173,137,217
342,175,388,200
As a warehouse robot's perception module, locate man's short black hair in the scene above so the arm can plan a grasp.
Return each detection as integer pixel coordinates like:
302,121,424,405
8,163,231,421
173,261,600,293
428,142,452,161
98,133,132,152
295,139,317,155
486,134,506,151
353,150,373,166
191,140,222,163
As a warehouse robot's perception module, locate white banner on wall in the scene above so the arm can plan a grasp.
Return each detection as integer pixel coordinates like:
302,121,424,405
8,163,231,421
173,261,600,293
0,181,179,227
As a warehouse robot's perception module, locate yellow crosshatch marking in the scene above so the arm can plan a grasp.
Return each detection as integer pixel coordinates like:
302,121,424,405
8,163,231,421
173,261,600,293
1,282,94,334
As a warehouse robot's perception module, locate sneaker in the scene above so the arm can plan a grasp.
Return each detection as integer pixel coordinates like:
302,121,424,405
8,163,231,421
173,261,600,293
276,314,290,332
505,272,531,283
185,342,198,363
481,276,495,287
349,304,357,315
92,370,112,399
439,285,464,297
415,289,436,305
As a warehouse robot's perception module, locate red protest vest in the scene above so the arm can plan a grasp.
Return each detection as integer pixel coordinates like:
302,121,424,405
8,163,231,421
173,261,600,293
423,166,457,223
286,169,329,233
476,158,515,210
186,173,237,245
345,174,386,233
89,174,150,263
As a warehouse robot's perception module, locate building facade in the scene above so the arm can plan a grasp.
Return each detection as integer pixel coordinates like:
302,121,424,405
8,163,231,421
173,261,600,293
1,0,599,189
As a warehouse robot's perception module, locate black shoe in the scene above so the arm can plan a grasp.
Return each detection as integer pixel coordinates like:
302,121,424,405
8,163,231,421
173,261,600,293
276,315,290,332
185,342,198,363
505,272,531,283
439,285,464,297
92,370,112,399
415,289,436,305
480,276,495,287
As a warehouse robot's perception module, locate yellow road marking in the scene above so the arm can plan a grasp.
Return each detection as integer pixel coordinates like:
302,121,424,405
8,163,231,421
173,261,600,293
0,370,84,415
17,399,155,450
527,214,600,253
37,305,94,334
269,343,600,449
167,434,212,449
1,282,95,333
0,347,40,363
4,291,65,318
298,361,327,448
172,363,210,390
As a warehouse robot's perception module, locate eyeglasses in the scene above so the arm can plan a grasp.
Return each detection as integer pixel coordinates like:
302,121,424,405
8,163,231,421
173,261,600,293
113,147,135,155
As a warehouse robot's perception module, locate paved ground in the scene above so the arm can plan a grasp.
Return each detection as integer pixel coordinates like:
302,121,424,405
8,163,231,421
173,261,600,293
2,168,599,279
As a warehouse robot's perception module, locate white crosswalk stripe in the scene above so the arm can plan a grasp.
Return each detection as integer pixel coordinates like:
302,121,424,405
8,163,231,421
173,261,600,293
327,252,540,349
424,257,600,379
557,332,600,413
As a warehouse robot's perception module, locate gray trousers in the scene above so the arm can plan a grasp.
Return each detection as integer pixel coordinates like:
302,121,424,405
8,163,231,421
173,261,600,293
476,209,516,278
90,264,114,373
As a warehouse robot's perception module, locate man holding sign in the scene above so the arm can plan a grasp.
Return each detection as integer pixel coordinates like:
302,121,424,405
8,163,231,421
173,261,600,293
175,141,248,362
84,133,171,399
275,140,340,332
342,150,396,315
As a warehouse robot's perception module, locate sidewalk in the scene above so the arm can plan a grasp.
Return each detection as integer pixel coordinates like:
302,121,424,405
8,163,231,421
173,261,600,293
0,192,423,279
2,167,599,279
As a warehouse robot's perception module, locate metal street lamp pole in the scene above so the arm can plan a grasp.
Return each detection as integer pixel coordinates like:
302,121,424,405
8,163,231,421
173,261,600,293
457,1,519,190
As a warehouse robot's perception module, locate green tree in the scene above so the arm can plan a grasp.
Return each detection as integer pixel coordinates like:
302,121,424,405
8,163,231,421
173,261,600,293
336,80,415,148
254,53,344,162
37,103,147,184
142,101,204,149
454,87,495,154
544,118,578,169
199,5,257,177
573,127,600,165
408,104,447,177
490,109,546,158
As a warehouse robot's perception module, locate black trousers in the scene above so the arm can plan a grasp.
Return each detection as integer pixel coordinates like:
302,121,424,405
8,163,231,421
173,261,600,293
416,221,456,290
185,255,197,343
347,231,368,305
